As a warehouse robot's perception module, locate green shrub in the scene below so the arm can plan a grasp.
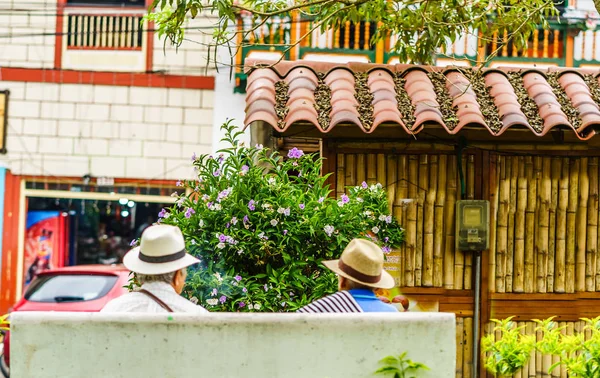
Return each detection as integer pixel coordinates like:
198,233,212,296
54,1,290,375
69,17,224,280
481,317,535,377
140,122,404,312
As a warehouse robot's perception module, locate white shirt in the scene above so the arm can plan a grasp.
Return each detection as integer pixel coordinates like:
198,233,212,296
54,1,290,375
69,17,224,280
101,281,208,314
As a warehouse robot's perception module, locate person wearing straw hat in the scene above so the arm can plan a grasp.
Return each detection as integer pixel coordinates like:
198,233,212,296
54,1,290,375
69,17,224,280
298,238,398,313
102,225,207,313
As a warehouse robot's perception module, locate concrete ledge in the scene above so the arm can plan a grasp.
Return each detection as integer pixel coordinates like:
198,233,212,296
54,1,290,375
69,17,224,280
11,312,456,378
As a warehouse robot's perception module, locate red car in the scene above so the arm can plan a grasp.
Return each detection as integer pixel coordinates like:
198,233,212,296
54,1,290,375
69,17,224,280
1,265,130,377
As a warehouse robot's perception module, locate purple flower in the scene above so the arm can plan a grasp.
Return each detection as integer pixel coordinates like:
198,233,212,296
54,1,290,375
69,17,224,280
234,275,242,282
213,169,221,177
243,215,249,224
218,234,227,243
211,288,218,296
176,180,183,187
382,246,391,253
248,200,256,211
207,202,213,209
384,237,390,243
191,152,197,161
239,302,246,308
217,188,230,202
287,147,304,159
264,284,269,292
219,296,227,304
218,154,224,163
318,197,325,203
283,208,290,216
129,239,138,247
184,207,195,218
341,194,350,204
241,165,249,174
226,223,231,228
283,229,288,235
299,204,305,210
158,208,168,218
242,287,247,293
361,181,368,189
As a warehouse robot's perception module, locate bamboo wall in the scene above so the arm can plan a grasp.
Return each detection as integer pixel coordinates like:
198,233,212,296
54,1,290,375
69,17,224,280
489,155,600,294
336,152,477,289
334,150,600,378
336,151,476,377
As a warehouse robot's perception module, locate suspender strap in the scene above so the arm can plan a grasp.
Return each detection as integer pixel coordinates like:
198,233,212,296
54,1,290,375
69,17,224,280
137,289,174,313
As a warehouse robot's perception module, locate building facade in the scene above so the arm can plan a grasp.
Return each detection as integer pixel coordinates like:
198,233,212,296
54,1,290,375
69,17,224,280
0,0,219,311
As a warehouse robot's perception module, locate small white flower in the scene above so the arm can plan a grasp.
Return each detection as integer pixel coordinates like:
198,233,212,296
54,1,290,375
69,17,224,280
237,249,244,255
357,197,363,202
199,219,204,228
231,217,238,225
379,215,387,222
214,204,222,211
337,201,344,207
363,210,373,216
270,219,279,226
190,240,196,245
163,212,170,219
255,144,264,150
370,185,377,192
283,208,290,216
206,298,218,306
248,304,254,310
277,207,285,214
324,225,335,237
267,177,276,185
372,226,380,234
254,303,261,310
202,194,210,202
262,203,272,210
385,215,393,224
190,296,198,304
376,183,383,189
217,242,226,249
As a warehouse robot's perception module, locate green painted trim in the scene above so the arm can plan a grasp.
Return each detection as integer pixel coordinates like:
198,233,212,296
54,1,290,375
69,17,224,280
299,47,377,62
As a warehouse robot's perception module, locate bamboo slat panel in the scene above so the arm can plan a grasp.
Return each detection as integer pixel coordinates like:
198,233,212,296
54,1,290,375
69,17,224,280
337,152,473,290
483,320,593,378
489,155,600,294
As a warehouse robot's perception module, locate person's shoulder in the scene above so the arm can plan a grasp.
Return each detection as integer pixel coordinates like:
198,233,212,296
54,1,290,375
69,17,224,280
100,292,139,312
170,295,209,313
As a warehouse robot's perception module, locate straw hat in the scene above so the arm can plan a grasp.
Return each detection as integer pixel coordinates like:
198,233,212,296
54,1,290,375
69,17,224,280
123,225,200,275
322,238,395,289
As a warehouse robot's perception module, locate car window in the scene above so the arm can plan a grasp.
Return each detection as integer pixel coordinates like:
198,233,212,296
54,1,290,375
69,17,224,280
25,274,119,303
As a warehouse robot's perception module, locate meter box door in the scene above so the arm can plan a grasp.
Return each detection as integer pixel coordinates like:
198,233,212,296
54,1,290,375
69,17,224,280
456,200,490,251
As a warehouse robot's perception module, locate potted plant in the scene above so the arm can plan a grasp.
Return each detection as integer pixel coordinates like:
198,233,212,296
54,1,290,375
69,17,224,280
136,122,404,311
481,317,535,377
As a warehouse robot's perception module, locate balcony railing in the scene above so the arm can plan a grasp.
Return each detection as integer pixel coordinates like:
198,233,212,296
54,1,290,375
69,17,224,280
66,13,144,50
235,13,574,90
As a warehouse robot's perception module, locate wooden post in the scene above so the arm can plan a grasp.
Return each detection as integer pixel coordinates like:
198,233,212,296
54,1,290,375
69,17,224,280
396,155,408,286
356,154,366,184
406,155,419,287
444,155,457,289
537,157,551,293
555,158,568,293
514,156,526,292
434,155,447,288
423,155,437,287
587,157,598,292
496,155,509,293
566,158,579,293
524,156,537,293
548,157,560,293
576,158,589,292
416,155,429,286
506,156,518,292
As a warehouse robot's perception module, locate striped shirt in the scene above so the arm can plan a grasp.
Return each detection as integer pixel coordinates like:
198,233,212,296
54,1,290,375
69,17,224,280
297,291,363,313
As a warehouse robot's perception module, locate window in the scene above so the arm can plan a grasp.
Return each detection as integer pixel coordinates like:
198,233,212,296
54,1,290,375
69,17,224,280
25,274,118,303
66,0,145,7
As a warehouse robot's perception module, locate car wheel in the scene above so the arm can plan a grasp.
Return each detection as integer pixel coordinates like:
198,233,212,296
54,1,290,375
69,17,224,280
0,352,8,378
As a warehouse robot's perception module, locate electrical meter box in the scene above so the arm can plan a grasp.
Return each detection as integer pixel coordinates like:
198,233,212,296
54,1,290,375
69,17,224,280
456,200,490,251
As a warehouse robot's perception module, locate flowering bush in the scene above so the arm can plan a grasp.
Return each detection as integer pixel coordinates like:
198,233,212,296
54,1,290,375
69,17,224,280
150,122,404,312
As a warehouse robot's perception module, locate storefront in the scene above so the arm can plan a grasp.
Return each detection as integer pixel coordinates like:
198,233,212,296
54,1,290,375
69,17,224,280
0,176,177,312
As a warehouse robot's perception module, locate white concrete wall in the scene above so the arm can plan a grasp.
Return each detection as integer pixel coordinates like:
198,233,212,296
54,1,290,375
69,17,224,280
153,17,215,75
0,81,213,179
0,0,56,69
11,312,456,378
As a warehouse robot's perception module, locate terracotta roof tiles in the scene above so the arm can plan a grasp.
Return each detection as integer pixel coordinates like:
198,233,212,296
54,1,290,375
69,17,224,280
243,60,600,140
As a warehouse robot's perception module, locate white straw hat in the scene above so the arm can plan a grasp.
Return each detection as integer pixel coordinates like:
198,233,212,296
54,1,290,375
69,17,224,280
123,225,200,275
322,238,395,289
